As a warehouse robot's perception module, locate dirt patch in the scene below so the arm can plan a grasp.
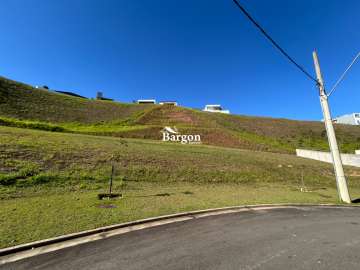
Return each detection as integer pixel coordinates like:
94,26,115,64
136,106,200,126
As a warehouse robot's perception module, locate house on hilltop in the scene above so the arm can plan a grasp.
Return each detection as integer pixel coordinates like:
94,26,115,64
203,104,230,114
159,101,178,106
96,91,113,101
136,99,156,104
333,113,360,125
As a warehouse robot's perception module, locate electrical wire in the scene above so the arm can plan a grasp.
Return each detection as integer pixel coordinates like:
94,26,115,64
327,52,360,97
232,0,318,83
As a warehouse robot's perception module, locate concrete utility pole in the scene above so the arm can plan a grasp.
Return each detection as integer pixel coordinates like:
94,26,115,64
312,51,351,203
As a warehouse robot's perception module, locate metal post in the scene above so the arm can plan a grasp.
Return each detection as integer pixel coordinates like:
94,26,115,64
109,164,114,195
312,51,351,203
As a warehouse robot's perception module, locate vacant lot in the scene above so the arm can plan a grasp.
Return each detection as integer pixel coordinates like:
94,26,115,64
1,126,360,248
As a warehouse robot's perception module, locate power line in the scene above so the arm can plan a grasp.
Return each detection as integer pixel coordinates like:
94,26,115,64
232,0,318,83
327,52,360,97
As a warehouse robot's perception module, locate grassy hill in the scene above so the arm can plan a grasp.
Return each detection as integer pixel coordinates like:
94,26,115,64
2,126,360,247
1,75,360,153
2,76,360,248
0,76,152,123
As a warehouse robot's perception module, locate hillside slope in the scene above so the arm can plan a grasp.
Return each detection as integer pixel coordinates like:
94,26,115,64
0,76,151,123
3,126,360,248
1,75,360,153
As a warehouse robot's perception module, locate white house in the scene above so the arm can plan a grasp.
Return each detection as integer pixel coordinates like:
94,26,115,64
137,99,156,104
333,113,360,125
203,104,230,114
159,101,178,106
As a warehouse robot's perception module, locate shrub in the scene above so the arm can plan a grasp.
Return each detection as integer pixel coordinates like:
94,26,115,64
0,117,65,132
28,174,52,184
0,174,18,185
18,164,40,178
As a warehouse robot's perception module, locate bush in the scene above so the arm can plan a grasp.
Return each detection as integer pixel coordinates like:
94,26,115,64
0,164,40,186
28,174,53,185
0,174,18,185
18,164,40,178
0,117,65,132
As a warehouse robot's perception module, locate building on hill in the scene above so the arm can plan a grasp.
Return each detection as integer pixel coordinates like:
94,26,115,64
96,91,113,101
35,84,87,99
35,85,49,90
136,99,156,104
55,91,87,99
203,104,230,114
159,101,177,106
333,113,360,125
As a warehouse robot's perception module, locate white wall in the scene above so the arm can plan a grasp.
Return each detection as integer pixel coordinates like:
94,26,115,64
296,149,360,168
334,113,360,125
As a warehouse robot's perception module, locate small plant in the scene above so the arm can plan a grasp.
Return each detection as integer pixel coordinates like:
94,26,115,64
98,164,122,200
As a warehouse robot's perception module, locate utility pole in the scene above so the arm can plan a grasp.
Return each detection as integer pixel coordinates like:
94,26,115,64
312,51,351,203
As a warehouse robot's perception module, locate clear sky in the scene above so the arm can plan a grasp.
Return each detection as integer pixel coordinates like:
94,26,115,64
1,0,359,120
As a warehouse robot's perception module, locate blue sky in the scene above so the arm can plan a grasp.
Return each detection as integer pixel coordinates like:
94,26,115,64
1,0,359,120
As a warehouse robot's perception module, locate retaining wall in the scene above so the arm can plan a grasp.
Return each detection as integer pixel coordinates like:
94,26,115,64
296,149,360,168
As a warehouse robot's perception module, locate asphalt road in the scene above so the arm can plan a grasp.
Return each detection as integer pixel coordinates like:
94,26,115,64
3,206,360,270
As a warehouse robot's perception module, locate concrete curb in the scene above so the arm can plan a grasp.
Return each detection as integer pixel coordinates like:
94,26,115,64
0,203,356,259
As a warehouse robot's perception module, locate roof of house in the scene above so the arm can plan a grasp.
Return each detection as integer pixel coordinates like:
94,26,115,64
55,91,87,99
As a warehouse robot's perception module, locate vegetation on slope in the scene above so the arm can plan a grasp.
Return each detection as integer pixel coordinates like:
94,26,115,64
1,75,360,153
0,76,151,123
3,126,352,192
2,126,360,247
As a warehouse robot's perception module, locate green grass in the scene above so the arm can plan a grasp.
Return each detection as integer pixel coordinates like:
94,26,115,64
0,76,152,124
2,75,360,248
0,116,65,132
1,126,360,248
1,182,351,249
2,75,360,154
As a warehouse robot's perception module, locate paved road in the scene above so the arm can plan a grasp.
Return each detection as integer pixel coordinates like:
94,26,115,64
3,206,360,270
